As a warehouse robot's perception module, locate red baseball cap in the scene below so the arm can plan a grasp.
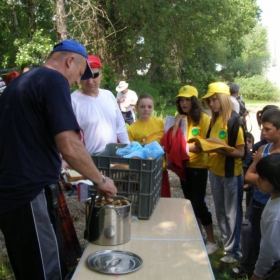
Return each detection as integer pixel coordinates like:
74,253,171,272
88,55,102,68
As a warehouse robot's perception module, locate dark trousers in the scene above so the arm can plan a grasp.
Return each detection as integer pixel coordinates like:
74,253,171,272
180,168,212,226
0,188,67,280
122,111,134,125
45,184,69,277
239,199,266,274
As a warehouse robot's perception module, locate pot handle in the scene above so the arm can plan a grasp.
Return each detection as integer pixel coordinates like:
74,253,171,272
106,258,123,267
85,192,97,240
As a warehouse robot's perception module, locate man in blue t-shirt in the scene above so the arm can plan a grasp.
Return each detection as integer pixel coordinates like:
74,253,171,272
0,40,117,280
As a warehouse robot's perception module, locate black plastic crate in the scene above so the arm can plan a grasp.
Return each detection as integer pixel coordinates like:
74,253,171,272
90,143,163,219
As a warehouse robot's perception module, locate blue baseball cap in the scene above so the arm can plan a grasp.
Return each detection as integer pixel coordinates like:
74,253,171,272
51,39,93,80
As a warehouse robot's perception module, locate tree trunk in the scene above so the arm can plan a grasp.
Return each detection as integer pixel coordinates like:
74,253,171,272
56,0,67,41
7,0,19,36
27,0,36,37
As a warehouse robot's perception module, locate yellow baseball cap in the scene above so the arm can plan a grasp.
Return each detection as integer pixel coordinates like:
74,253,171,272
175,85,198,98
201,82,230,100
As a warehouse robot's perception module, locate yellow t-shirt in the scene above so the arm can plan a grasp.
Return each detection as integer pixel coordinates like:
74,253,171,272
207,115,244,177
184,112,210,168
127,117,164,145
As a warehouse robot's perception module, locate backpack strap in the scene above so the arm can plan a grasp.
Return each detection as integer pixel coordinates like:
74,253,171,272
206,123,211,138
225,111,246,177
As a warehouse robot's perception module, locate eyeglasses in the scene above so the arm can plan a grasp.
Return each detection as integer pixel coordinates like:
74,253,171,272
92,71,100,79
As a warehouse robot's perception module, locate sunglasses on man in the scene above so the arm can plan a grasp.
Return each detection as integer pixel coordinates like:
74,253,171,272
92,71,100,79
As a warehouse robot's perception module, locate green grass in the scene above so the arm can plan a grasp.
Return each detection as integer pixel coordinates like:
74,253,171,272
209,247,249,280
246,100,280,104
0,257,15,280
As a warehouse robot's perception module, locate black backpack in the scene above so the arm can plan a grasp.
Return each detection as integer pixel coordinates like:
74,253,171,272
236,96,247,117
207,111,247,177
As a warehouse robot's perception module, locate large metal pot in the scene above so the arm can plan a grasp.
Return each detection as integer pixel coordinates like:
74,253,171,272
84,195,131,246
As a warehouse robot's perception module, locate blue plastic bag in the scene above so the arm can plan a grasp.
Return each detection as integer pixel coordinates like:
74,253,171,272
116,141,164,159
143,141,164,159
116,141,143,157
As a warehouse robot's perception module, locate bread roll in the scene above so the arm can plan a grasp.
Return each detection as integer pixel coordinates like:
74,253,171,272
66,169,85,182
110,164,129,169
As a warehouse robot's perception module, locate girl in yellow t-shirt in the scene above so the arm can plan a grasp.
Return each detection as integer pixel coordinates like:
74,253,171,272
201,82,245,264
127,94,170,197
127,94,164,145
172,85,217,255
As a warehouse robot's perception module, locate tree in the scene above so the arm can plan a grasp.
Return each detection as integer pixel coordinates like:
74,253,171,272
238,24,270,77
100,0,259,85
56,0,67,40
218,24,270,80
0,0,55,69
0,0,261,92
14,29,53,67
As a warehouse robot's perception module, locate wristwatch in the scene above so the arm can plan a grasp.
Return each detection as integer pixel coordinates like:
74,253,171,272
94,175,106,187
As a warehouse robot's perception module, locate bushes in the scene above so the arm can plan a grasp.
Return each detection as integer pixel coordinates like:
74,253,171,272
128,78,178,119
128,78,161,102
235,75,280,101
100,64,117,92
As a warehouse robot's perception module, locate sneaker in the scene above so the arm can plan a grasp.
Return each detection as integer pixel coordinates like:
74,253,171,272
232,267,249,278
206,242,219,255
201,232,207,243
220,255,238,264
68,189,78,196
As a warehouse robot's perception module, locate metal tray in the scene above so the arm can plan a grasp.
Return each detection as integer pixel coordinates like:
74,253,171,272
87,250,143,274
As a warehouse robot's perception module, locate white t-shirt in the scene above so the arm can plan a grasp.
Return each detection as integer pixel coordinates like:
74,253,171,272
229,95,240,114
116,89,138,113
71,89,129,155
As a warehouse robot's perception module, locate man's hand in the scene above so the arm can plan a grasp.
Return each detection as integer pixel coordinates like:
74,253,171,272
97,177,117,197
55,130,117,196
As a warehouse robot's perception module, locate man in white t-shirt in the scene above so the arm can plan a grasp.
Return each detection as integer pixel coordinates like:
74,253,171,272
229,83,249,131
116,81,138,125
71,56,129,155
229,83,240,114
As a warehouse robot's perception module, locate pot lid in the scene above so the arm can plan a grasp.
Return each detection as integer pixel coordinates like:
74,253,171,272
87,250,143,274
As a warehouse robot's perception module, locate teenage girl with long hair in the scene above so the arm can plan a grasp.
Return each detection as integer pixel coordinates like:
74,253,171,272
201,82,245,264
173,85,217,255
